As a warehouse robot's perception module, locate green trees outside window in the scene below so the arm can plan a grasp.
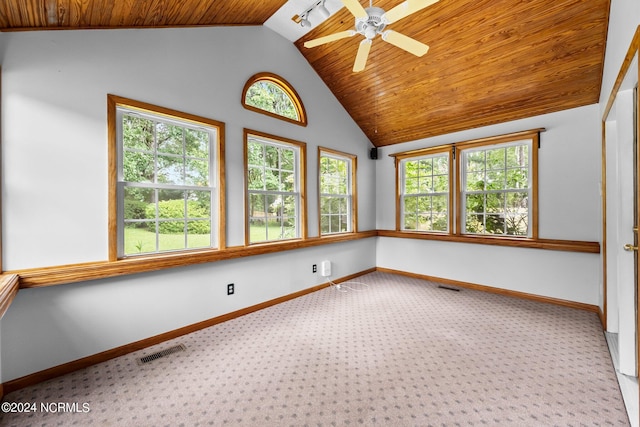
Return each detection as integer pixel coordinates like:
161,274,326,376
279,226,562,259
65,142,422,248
396,131,536,238
246,133,302,244
120,110,217,255
462,143,530,236
319,151,354,235
401,154,450,232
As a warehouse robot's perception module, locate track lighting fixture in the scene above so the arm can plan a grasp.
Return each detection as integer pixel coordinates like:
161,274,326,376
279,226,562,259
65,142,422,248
292,0,331,28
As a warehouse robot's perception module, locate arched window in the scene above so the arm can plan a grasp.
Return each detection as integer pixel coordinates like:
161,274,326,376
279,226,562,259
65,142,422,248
242,73,307,126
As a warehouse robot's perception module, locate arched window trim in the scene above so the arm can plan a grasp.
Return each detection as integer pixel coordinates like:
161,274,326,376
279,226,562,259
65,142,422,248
241,72,308,127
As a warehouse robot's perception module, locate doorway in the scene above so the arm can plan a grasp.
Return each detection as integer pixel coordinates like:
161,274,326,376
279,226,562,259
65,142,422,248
604,53,639,425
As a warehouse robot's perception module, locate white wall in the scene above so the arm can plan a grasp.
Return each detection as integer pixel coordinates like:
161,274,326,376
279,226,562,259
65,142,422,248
0,26,377,382
599,0,640,110
376,105,603,305
0,26,376,270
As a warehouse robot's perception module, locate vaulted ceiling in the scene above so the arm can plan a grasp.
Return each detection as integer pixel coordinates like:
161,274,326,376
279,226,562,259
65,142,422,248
0,0,610,147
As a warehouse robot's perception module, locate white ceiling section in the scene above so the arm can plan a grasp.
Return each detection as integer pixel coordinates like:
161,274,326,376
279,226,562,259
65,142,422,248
264,0,345,42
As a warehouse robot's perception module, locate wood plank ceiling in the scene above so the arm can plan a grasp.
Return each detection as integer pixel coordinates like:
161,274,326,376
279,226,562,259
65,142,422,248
0,0,610,147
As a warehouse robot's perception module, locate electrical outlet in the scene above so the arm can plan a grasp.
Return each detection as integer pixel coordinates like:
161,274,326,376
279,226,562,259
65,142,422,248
227,283,234,295
312,264,317,273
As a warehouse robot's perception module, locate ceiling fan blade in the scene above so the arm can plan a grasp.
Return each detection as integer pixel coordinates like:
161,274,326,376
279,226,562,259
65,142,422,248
342,0,368,19
304,30,356,48
353,39,372,72
383,0,440,24
382,30,429,57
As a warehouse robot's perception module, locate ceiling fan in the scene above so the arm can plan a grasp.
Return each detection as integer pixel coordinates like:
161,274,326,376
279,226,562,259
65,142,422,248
303,0,440,72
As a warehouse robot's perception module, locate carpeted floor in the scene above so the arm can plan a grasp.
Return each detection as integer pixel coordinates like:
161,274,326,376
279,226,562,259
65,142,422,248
0,271,630,426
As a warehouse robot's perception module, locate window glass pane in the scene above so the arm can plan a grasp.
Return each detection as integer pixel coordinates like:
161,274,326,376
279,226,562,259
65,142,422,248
506,168,528,189
124,221,156,255
123,115,154,151
265,145,280,169
186,128,210,158
433,174,448,192
248,166,264,190
158,222,186,251
418,177,432,193
123,151,154,183
466,193,484,214
405,160,419,179
245,81,299,120
157,155,184,185
156,123,183,155
281,148,295,171
187,221,211,249
185,158,209,187
466,151,485,172
265,169,280,191
486,148,505,170
466,171,485,191
281,171,294,192
405,176,419,194
247,141,264,166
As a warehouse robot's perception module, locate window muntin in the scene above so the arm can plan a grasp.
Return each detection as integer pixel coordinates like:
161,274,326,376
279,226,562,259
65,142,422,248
319,149,356,235
461,141,532,237
115,104,220,257
245,132,305,244
400,152,450,232
242,73,307,126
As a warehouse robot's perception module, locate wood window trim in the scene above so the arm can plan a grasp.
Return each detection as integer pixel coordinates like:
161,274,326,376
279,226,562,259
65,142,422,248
107,94,226,261
243,129,308,246
318,147,358,236
10,231,377,289
5,229,598,290
393,128,543,243
241,72,308,127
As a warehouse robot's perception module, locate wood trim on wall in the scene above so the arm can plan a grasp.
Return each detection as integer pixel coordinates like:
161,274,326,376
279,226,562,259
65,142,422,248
9,231,377,288
1,267,376,396
0,274,19,319
376,267,600,314
377,229,600,253
6,229,599,289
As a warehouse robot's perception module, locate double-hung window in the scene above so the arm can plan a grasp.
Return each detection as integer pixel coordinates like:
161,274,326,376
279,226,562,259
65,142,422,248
319,148,357,235
398,148,452,232
245,130,306,244
109,95,223,259
460,140,533,237
395,129,539,239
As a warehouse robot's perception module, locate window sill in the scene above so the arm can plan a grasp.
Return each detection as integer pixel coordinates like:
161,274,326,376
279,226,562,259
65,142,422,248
10,231,378,288
377,230,600,253
0,274,19,319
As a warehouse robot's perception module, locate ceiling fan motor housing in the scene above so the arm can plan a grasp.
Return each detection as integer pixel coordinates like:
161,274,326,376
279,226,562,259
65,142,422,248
356,7,387,39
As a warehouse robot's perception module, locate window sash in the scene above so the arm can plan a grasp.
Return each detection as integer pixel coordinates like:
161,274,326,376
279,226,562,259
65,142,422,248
319,151,354,235
399,152,450,233
460,141,532,237
116,107,217,256
246,135,302,244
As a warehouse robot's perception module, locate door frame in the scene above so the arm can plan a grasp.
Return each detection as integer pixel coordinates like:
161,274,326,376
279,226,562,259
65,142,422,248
601,25,640,378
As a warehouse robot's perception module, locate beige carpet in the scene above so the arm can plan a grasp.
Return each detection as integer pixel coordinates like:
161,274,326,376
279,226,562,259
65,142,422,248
0,271,630,426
